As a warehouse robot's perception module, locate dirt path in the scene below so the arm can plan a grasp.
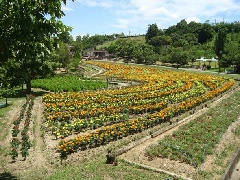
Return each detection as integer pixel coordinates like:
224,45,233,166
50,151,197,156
119,87,240,179
28,97,50,169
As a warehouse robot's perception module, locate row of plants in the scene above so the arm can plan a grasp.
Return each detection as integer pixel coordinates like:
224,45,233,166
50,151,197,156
32,75,107,92
57,79,234,157
43,79,210,122
46,80,208,138
49,113,130,139
51,61,234,156
10,95,35,161
145,88,240,168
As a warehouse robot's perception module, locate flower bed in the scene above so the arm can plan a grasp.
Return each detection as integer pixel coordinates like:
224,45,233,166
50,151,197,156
41,62,235,158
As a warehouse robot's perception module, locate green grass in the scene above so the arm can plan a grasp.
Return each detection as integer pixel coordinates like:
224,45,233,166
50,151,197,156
96,39,118,49
14,155,175,180
96,36,146,49
45,157,173,180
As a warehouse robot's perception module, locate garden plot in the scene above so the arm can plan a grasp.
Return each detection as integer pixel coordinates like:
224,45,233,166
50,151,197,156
41,61,235,160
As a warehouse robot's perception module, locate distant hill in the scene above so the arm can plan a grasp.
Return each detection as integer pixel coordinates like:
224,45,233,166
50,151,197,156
96,35,146,50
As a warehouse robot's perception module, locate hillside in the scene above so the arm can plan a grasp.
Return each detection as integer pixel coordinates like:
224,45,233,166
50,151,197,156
96,35,146,50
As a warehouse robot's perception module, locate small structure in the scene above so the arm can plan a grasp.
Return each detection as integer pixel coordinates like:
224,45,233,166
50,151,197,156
196,57,218,69
85,49,110,59
196,57,218,64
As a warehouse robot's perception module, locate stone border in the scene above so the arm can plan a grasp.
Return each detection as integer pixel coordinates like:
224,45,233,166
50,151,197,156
221,148,240,180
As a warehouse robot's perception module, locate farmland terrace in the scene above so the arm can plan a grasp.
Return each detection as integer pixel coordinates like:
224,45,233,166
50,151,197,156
0,61,240,180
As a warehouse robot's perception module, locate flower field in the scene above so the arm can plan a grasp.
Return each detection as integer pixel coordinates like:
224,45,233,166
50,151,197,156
41,61,235,157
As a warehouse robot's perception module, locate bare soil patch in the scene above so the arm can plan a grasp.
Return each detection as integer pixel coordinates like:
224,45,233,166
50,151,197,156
1,97,54,176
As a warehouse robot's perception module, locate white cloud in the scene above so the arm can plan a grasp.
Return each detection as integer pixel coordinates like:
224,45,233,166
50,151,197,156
186,17,201,23
128,0,239,20
76,0,240,31
112,19,130,29
61,6,74,12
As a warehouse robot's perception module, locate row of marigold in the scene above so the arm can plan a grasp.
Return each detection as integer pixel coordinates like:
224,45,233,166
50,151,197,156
57,80,234,157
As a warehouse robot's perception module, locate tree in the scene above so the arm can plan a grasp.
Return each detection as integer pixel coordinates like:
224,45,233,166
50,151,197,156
222,40,240,72
148,35,172,47
169,33,181,44
145,24,160,43
71,38,82,71
198,23,214,43
169,47,189,67
176,19,189,34
0,0,73,94
133,44,156,64
110,39,136,61
183,33,198,45
58,30,74,44
188,21,202,34
0,67,16,105
57,42,71,71
173,39,189,49
214,28,227,72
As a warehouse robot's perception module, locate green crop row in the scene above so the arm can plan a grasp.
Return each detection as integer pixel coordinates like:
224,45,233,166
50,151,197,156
145,90,240,167
32,75,107,92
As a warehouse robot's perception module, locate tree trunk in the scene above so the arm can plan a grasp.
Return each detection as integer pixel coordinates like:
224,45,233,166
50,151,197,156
26,80,32,95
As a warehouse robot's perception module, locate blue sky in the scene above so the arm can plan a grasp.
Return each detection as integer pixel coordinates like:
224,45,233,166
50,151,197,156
61,0,240,37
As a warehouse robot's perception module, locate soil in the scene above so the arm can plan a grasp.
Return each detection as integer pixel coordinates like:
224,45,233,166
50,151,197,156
1,97,53,175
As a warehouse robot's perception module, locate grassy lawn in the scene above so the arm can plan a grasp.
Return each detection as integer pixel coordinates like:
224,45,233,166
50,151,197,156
96,35,146,50
45,157,173,180
12,155,176,180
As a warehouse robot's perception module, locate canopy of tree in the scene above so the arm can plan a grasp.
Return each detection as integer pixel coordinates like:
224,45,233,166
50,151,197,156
143,20,240,71
0,0,74,95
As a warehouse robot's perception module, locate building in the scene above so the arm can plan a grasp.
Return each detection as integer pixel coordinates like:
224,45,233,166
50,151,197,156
85,49,110,59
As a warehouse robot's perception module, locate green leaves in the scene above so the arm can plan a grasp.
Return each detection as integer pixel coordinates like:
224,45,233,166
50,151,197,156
32,75,107,92
0,0,73,94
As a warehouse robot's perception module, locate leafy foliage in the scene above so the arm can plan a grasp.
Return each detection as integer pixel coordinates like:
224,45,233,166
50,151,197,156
32,75,107,92
145,90,240,167
145,23,163,42
0,0,73,94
